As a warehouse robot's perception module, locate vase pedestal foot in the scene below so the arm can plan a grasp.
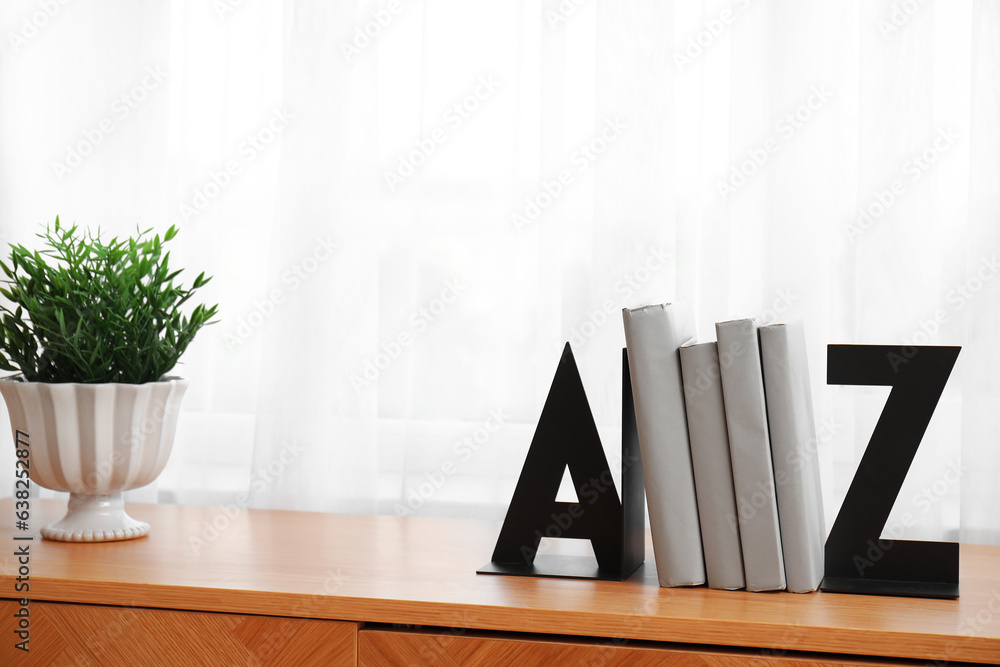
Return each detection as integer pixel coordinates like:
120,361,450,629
41,493,150,542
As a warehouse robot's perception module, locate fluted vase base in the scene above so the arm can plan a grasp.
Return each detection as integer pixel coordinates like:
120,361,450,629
40,492,150,542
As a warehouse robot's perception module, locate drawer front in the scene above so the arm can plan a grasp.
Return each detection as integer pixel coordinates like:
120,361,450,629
359,627,921,666
1,600,356,666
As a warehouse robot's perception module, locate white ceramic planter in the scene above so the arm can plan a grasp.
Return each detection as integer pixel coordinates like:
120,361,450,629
0,377,187,542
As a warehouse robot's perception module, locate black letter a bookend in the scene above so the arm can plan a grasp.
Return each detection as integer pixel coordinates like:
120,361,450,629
477,344,644,581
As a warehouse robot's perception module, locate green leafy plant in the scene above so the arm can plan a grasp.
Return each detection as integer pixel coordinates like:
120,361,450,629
0,217,218,384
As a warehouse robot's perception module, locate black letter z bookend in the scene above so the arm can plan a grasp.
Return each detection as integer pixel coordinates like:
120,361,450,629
478,344,644,581
823,344,961,599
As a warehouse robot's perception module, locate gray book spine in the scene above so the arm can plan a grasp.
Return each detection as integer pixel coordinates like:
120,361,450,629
760,321,826,593
715,318,786,592
622,303,706,587
680,342,746,590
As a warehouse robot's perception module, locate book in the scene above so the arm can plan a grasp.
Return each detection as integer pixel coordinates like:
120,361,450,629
715,318,786,592
760,321,825,593
622,303,705,587
679,342,746,590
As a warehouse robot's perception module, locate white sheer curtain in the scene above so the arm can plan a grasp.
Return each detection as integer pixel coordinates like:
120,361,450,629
0,0,998,545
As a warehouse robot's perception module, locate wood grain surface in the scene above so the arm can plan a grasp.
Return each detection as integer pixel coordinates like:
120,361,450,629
358,627,925,666
1,499,997,664
0,599,356,666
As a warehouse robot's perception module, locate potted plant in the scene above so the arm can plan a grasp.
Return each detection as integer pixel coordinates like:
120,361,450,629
0,218,217,542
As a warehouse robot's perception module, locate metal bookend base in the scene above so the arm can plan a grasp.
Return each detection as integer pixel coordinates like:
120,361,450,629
478,556,633,582
821,575,959,600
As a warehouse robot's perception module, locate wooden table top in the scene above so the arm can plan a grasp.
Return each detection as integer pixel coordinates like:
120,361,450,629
2,498,998,664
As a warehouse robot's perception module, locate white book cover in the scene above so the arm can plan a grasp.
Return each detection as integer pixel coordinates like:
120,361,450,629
622,303,705,587
680,342,746,590
715,318,786,592
760,321,825,593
